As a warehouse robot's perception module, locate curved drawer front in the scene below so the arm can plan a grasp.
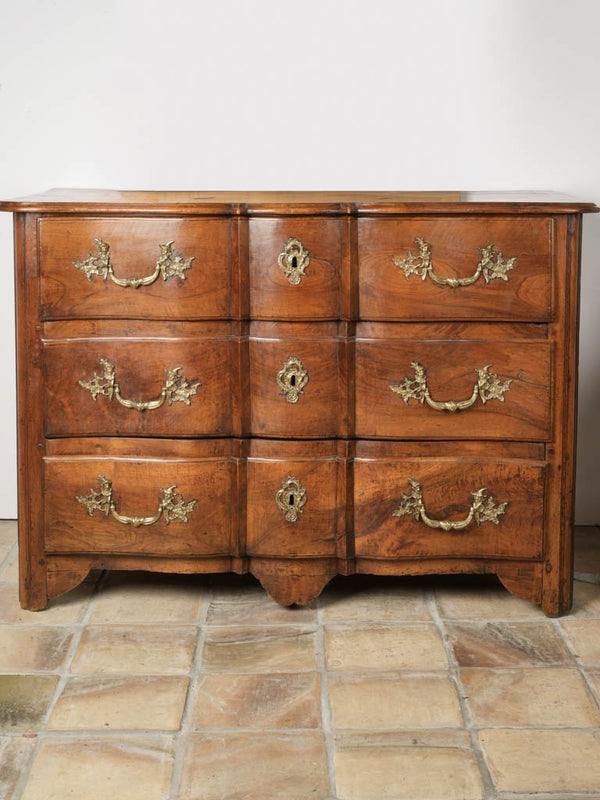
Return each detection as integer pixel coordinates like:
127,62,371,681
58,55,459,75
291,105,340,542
354,456,546,560
44,455,234,556
40,217,231,319
356,338,551,440
44,337,232,437
249,218,342,319
249,334,343,438
246,440,342,558
358,217,552,320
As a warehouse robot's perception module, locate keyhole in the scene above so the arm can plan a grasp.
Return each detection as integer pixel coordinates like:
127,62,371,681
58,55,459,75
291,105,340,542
291,255,297,270
289,494,295,505
290,374,296,387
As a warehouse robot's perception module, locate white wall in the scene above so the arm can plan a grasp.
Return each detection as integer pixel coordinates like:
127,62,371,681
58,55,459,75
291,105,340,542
1,0,599,520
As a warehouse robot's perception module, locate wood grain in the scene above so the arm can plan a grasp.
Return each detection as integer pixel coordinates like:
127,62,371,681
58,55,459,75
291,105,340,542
358,217,553,320
39,217,231,319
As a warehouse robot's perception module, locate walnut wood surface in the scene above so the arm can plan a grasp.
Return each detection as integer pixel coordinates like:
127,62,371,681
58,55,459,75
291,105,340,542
4,190,596,614
356,337,552,440
44,334,232,437
249,217,342,319
354,457,546,560
358,217,552,321
44,457,234,556
40,217,231,320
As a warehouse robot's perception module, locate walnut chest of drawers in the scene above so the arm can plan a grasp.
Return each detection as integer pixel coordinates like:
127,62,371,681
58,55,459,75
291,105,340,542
2,190,598,615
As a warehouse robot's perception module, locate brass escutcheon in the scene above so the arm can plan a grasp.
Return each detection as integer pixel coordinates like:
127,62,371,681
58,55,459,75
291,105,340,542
276,356,309,403
276,475,307,523
277,237,310,285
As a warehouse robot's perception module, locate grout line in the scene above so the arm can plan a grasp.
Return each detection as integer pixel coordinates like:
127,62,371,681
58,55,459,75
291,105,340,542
316,594,337,799
426,589,498,800
0,539,17,577
552,617,600,713
168,582,210,800
11,570,108,800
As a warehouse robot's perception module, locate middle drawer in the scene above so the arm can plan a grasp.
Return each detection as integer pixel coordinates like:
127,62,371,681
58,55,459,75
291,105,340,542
43,321,233,437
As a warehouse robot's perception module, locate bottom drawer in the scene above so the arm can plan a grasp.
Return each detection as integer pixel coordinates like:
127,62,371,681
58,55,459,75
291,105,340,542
44,454,234,557
354,455,546,560
246,440,344,558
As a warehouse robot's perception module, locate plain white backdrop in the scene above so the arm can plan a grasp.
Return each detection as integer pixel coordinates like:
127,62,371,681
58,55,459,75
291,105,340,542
0,0,599,520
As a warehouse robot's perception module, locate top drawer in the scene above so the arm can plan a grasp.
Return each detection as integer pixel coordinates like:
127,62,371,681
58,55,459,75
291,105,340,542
39,217,231,319
249,217,342,319
358,217,552,321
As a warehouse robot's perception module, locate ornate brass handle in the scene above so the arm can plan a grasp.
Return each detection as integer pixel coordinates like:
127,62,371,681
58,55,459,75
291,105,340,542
393,237,516,287
73,239,194,288
79,357,201,412
277,356,309,403
392,478,507,531
76,475,197,528
390,361,512,412
276,475,307,522
278,237,310,285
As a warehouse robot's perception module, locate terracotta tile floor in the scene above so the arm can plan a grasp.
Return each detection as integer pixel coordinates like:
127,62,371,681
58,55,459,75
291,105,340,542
1,520,600,800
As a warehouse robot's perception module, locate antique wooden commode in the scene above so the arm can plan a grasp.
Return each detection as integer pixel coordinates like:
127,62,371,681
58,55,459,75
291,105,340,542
1,190,597,615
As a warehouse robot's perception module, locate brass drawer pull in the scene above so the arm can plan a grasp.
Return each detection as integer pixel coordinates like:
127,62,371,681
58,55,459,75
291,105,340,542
73,239,194,288
393,237,516,287
393,478,507,531
277,356,309,403
278,237,310,285
276,475,307,522
390,361,512,412
79,357,201,412
76,475,197,527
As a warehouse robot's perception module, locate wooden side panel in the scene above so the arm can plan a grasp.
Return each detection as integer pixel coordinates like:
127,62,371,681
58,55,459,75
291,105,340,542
39,217,232,319
16,214,48,609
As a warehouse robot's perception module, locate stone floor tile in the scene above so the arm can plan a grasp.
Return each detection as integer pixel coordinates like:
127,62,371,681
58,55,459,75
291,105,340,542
89,572,204,624
460,667,600,726
434,577,545,619
0,627,74,672
334,731,484,800
325,624,447,671
586,668,600,698
479,728,600,793
446,621,573,667
21,735,174,800
0,675,59,731
329,672,463,730
0,583,94,625
0,735,36,800
70,626,196,674
202,626,317,672
571,579,600,617
190,672,320,729
561,618,600,664
0,520,17,550
179,732,329,800
0,551,18,584
574,525,600,574
206,584,317,626
321,579,431,622
49,675,189,730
